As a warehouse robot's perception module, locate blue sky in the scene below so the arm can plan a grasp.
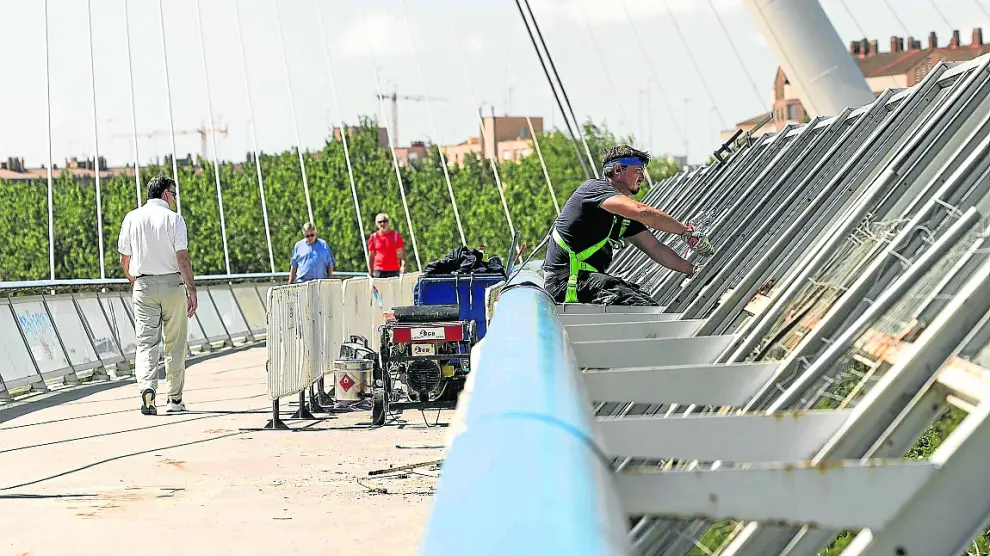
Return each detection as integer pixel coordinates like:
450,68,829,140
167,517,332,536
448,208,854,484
0,0,986,166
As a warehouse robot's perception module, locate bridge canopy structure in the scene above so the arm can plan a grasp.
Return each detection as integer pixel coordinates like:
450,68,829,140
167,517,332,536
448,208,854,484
426,52,990,556
3,1,990,555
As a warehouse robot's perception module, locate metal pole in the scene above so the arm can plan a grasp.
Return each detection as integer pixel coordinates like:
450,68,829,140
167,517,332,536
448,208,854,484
194,0,232,275
520,0,598,176
382,2,466,246
323,1,372,277
42,0,56,282
333,0,423,271
272,0,315,226
232,0,276,274
435,0,515,238
85,0,106,280
156,0,182,215
123,0,142,207
512,0,593,179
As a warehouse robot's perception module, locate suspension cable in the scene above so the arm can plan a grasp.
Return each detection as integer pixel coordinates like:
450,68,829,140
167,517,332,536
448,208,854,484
479,0,560,215
926,0,954,29
974,0,990,22
85,0,106,280
620,0,688,155
43,0,55,280
704,0,769,113
836,0,867,38
122,0,142,207
526,114,560,214
336,1,422,271
232,0,276,274
661,0,729,129
272,0,315,226
512,0,592,179
321,1,373,276
194,0,232,274
519,0,598,177
156,0,181,214
433,0,516,237
371,5,466,246
880,0,912,36
574,0,655,189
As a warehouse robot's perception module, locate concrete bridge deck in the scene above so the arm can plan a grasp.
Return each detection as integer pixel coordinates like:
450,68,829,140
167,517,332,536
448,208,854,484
1,346,448,556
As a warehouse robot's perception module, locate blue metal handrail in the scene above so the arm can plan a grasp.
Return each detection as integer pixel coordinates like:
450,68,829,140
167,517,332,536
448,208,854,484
421,268,631,555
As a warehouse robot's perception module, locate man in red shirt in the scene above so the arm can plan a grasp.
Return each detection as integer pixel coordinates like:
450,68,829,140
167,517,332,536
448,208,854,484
367,212,407,278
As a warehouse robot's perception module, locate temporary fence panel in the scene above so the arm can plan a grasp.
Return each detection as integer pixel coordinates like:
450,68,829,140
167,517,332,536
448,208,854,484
208,285,252,342
73,294,126,364
0,302,43,390
44,296,101,371
231,283,268,335
265,284,312,400
9,297,74,381
342,277,379,350
311,279,344,379
370,277,403,350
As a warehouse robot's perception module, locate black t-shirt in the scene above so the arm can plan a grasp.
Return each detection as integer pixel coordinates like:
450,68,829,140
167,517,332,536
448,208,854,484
543,179,646,275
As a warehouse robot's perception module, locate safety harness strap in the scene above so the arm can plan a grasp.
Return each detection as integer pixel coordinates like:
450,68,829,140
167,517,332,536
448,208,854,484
552,216,629,303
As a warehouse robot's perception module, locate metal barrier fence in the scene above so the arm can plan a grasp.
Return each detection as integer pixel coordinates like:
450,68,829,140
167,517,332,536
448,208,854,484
426,53,990,556
261,273,421,428
0,271,367,405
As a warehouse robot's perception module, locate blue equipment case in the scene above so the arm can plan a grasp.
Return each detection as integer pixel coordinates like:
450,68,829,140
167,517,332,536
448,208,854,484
413,273,505,340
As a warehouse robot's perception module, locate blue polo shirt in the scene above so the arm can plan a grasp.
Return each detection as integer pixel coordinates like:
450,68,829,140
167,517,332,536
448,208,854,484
290,238,335,283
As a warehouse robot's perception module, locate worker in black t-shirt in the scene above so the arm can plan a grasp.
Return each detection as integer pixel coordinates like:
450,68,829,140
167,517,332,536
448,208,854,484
543,145,713,306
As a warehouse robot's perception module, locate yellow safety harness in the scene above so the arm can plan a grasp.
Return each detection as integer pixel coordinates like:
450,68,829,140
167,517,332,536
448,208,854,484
552,215,629,303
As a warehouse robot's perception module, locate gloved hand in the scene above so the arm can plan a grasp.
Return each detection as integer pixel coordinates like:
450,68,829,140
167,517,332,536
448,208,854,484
680,224,714,257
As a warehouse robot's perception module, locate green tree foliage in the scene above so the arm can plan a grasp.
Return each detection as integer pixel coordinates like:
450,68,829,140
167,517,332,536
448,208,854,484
0,118,680,280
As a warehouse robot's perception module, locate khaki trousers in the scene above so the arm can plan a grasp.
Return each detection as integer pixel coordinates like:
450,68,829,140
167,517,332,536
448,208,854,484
132,273,189,400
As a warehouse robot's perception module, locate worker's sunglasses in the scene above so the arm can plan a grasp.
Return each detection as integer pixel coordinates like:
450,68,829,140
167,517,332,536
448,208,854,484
304,233,315,238
376,219,388,224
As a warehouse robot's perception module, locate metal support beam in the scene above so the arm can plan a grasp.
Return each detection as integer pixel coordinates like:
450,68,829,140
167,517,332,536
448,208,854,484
598,410,850,462
583,362,781,406
573,336,737,369
618,461,935,531
564,320,704,343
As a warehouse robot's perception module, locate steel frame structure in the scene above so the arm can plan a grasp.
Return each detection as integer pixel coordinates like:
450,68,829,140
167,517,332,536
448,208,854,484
425,53,990,556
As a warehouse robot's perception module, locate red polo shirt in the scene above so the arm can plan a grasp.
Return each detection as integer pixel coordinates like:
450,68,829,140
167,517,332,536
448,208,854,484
367,230,405,272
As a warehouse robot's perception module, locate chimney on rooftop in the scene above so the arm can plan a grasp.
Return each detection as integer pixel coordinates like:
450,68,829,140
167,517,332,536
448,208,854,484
860,38,871,56
928,31,938,49
974,28,984,47
850,41,861,55
950,30,961,48
870,39,879,54
890,36,903,53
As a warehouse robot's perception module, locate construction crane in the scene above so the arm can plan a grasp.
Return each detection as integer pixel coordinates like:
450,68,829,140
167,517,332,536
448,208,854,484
113,123,229,163
375,91,447,149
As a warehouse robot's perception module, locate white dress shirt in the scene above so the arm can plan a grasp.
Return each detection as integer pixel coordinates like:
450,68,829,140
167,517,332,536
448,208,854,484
117,199,189,276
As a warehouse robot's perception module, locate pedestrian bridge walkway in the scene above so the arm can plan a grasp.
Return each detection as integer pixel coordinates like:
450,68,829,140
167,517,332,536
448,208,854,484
1,346,449,556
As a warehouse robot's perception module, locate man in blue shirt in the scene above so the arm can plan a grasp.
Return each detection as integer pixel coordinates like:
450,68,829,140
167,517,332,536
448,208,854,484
288,222,336,283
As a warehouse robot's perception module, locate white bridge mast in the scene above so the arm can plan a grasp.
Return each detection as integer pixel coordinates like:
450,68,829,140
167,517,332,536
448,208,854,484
745,0,875,117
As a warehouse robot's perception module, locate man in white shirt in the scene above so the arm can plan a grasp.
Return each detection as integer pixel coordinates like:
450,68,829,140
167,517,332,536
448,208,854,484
117,176,198,416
